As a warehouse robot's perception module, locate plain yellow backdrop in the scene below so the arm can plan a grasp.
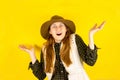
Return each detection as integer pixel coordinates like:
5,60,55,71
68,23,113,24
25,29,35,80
0,0,120,80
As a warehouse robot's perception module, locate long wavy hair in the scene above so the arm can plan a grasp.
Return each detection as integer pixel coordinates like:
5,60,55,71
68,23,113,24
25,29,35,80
43,26,72,73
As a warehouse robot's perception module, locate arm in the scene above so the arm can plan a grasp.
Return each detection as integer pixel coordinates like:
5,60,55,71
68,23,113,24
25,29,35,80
19,45,46,80
29,51,46,80
75,34,98,66
75,21,105,66
89,21,105,49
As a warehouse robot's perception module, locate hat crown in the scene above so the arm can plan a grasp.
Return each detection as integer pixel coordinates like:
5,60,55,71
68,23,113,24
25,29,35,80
51,15,64,20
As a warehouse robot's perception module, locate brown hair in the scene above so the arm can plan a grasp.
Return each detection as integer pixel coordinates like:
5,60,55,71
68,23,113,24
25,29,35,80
44,26,72,73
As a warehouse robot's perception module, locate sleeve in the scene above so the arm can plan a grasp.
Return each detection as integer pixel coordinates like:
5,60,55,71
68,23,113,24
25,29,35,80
28,51,46,80
75,34,98,66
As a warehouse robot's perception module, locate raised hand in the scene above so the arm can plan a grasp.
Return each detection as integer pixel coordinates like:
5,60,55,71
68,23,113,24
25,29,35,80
89,21,106,35
19,45,34,54
88,21,106,50
19,45,36,64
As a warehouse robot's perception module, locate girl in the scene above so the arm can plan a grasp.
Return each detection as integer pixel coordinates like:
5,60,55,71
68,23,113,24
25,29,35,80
19,15,105,80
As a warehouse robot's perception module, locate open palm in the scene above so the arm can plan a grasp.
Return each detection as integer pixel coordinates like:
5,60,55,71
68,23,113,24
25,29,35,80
90,21,106,35
19,45,34,54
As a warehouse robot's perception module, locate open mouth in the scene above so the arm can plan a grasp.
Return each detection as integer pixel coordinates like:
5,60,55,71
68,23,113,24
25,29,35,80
56,33,62,36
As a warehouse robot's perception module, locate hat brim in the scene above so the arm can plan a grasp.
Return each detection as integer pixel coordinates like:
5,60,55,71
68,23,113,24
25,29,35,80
40,19,76,39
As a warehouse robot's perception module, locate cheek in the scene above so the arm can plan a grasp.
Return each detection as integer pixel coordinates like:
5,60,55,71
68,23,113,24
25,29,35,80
49,29,54,34
49,30,56,37
63,28,67,33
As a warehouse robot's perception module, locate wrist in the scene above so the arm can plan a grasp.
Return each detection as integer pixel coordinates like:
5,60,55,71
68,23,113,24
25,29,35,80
29,53,36,64
29,52,36,58
89,32,94,38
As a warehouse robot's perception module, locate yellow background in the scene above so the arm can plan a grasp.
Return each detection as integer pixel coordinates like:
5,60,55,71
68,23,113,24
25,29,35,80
0,0,120,80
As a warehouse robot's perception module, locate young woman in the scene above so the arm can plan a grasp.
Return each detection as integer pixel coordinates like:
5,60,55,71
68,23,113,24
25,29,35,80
19,15,105,80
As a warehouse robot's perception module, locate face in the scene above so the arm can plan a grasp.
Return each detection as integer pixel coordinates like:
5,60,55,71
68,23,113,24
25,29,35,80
49,22,67,43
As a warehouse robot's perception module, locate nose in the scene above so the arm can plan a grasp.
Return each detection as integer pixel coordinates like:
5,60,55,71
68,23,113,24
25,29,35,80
56,26,61,31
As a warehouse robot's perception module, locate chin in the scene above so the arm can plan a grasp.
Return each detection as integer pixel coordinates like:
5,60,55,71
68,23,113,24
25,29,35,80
55,37,63,42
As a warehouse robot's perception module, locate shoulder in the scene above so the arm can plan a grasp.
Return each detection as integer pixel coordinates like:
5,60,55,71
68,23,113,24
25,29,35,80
70,33,82,40
69,34,83,44
75,34,82,39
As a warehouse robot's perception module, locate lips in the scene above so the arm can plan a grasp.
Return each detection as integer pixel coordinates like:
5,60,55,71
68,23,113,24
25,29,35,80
56,33,62,36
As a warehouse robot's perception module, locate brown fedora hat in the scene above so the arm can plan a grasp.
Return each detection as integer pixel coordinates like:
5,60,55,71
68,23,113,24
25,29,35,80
40,15,76,39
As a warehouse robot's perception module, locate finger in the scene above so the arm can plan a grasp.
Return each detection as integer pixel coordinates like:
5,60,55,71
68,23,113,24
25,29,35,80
19,45,30,52
19,46,26,51
98,21,106,29
34,44,41,51
91,23,97,31
19,45,27,49
93,23,97,29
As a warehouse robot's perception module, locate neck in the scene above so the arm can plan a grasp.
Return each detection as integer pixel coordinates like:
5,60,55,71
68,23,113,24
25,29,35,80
55,40,61,43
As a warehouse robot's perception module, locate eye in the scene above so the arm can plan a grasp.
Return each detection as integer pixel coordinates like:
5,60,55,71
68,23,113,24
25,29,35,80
51,24,57,28
59,23,65,27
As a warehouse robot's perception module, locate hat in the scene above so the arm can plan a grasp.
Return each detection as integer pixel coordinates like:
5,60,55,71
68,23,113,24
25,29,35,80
40,15,76,39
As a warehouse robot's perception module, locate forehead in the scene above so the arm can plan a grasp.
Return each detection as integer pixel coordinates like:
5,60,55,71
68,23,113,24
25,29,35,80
51,22,64,25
